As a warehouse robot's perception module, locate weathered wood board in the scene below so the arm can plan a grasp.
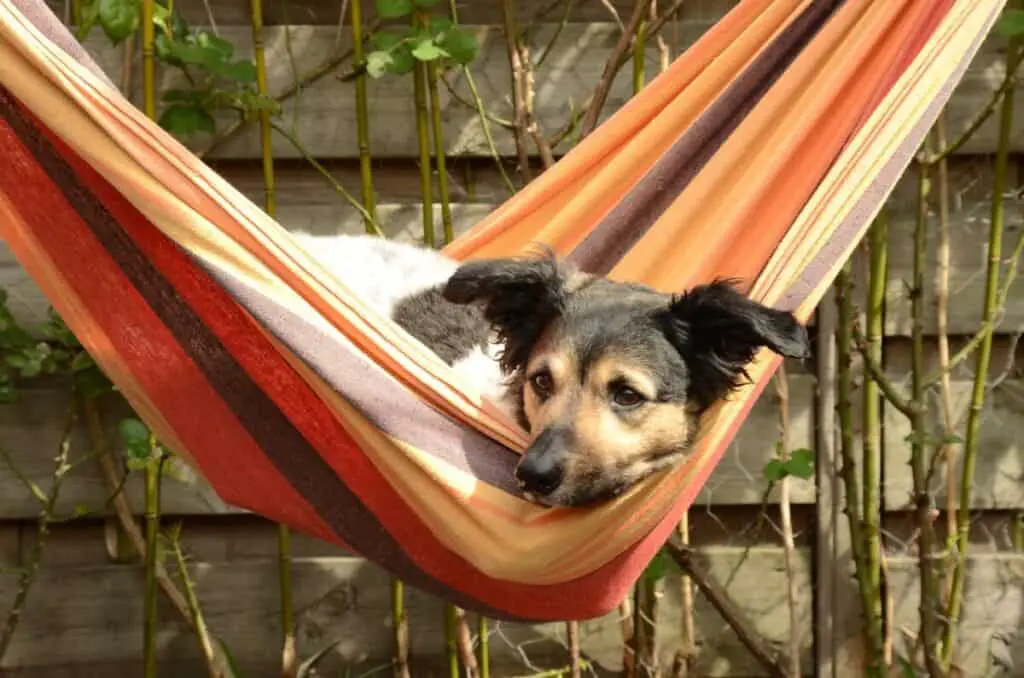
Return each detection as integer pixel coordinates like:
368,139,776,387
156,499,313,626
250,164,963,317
0,524,816,678
74,22,1024,160
2,515,1020,678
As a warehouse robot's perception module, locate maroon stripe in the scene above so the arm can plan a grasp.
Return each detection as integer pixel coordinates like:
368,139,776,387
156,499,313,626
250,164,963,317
566,0,845,276
0,87,539,621
197,259,523,493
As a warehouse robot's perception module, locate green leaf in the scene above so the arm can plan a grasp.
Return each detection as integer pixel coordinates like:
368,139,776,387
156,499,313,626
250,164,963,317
412,0,442,6
785,448,815,480
438,27,478,65
4,354,28,369
161,88,200,104
427,16,453,33
74,368,113,398
387,43,415,75
98,0,140,44
762,458,787,482
941,432,964,445
159,104,217,138
74,0,102,40
996,9,1024,38
365,50,395,78
410,39,448,61
118,417,152,461
372,30,405,52
374,0,414,19
196,31,234,60
207,59,258,83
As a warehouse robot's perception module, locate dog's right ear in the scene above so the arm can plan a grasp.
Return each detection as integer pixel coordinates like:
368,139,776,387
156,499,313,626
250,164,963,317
443,250,567,374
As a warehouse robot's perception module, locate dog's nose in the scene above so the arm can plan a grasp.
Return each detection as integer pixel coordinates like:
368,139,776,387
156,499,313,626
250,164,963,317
516,454,565,496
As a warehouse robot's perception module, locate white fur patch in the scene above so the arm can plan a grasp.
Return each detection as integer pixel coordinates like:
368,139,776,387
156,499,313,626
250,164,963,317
291,233,518,418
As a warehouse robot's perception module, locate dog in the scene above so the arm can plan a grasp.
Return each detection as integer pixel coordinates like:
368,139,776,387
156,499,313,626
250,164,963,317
293,233,810,508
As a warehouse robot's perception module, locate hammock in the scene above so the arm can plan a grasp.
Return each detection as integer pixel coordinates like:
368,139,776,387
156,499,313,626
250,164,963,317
0,0,1002,621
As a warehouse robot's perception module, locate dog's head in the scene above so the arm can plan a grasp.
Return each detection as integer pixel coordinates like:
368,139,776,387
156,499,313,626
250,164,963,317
443,249,809,507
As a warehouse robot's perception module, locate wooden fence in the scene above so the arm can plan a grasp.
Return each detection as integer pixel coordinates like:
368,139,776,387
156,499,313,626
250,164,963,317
0,1,1021,676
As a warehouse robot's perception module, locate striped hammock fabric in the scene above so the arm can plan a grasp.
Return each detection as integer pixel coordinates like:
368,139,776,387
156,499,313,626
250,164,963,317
0,0,1004,620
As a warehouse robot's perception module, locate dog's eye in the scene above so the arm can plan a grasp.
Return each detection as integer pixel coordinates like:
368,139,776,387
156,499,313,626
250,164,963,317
611,385,646,408
529,371,554,397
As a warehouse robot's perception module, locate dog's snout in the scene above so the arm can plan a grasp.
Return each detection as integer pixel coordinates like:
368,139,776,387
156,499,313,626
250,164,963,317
516,428,568,496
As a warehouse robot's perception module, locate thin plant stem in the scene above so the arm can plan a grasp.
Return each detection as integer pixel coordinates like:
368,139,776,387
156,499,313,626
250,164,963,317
143,438,167,678
567,620,581,678
632,15,647,95
0,401,77,661
501,0,533,184
535,0,576,68
836,264,885,675
169,530,219,678
933,114,959,603
863,213,888,667
580,0,654,137
277,523,296,678
445,603,459,678
663,536,789,678
141,0,155,119
413,59,435,247
426,59,454,244
942,14,1024,667
269,121,383,235
392,579,410,678
774,365,801,678
478,616,490,678
350,0,378,233
910,143,941,677
675,512,696,677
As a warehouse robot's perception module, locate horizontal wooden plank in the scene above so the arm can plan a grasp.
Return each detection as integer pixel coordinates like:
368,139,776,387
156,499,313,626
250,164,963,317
0,541,815,677
76,22,1023,160
52,0,734,28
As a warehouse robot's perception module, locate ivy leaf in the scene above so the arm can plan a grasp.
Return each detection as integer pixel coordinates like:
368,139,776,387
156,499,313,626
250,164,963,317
161,88,201,104
159,103,217,138
372,30,405,52
438,27,478,65
374,0,414,19
98,0,140,44
427,16,453,33
762,458,787,482
211,59,258,84
387,43,416,75
785,448,815,480
410,39,449,61
118,417,152,461
74,0,101,40
996,9,1024,38
365,50,394,78
74,368,114,399
196,31,234,60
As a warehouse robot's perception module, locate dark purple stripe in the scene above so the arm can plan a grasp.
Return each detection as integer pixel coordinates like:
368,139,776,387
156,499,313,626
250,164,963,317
195,259,523,492
0,85,535,621
776,1,996,315
566,0,845,276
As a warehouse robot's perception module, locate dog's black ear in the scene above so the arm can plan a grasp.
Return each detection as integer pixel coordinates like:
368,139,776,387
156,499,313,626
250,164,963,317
443,250,568,374
656,279,809,408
